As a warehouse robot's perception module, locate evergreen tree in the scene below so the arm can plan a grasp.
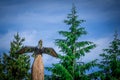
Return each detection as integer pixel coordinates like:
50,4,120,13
0,33,31,80
0,54,4,79
46,5,96,80
98,31,120,80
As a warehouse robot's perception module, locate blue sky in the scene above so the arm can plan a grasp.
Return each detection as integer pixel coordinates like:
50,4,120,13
0,0,120,74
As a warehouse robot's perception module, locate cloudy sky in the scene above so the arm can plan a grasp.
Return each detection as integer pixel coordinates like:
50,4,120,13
0,0,120,74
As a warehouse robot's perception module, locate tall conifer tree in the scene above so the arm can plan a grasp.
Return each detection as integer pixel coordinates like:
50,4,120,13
0,33,31,80
98,31,120,80
46,5,96,80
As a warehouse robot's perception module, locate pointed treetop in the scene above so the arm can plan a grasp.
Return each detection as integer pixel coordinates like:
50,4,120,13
114,29,118,40
71,3,76,15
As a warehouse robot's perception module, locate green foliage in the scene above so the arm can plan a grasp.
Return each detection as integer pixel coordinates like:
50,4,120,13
47,64,73,80
0,33,31,80
46,5,96,80
98,31,120,80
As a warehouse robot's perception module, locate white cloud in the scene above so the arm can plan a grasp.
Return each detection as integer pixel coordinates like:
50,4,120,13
43,54,59,67
0,31,15,51
19,30,38,46
0,30,39,51
81,37,112,62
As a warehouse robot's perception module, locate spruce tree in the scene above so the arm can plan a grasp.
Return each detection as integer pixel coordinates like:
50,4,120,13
98,31,120,80
0,33,31,80
46,5,96,80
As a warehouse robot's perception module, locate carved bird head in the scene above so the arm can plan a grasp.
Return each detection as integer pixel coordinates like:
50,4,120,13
38,40,42,49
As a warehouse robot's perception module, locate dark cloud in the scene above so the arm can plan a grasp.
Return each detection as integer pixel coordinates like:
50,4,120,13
0,0,120,35
0,0,30,6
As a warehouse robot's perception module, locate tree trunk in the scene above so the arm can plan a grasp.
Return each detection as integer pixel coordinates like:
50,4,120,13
32,54,44,80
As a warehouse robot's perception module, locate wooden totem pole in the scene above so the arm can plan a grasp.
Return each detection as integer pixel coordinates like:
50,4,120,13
16,40,58,80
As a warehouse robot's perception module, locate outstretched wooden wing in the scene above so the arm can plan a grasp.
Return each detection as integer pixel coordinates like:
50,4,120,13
42,47,58,57
16,46,37,54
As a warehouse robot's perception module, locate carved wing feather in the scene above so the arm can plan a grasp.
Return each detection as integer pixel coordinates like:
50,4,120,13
16,46,37,54
42,47,58,57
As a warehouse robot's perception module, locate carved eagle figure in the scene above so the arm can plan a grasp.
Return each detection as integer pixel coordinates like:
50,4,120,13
16,40,58,57
16,40,58,80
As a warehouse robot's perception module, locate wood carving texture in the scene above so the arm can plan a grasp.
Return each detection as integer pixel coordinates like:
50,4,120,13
32,54,44,80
